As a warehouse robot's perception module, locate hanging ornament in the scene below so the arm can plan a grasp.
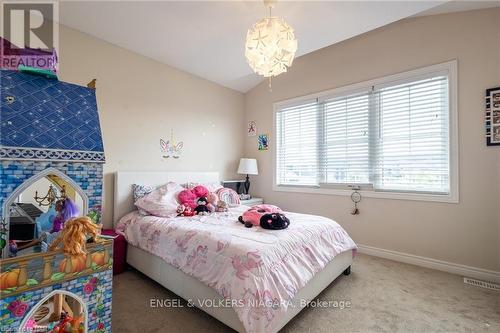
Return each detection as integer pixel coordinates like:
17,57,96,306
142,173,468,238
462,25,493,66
350,187,362,215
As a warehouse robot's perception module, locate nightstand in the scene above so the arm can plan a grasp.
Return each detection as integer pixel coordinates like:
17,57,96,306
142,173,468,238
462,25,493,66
240,197,264,206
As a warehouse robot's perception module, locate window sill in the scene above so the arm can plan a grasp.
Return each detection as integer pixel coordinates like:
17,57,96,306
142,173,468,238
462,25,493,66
272,184,459,204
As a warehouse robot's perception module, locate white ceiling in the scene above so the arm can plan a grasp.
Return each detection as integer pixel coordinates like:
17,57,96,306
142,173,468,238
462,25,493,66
58,1,496,92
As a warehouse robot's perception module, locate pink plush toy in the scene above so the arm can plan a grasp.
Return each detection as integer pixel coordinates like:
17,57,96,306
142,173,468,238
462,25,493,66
192,185,209,198
238,204,283,227
178,189,197,209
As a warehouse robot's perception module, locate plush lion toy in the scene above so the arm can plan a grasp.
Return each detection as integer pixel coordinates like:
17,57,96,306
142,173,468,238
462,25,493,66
49,216,101,256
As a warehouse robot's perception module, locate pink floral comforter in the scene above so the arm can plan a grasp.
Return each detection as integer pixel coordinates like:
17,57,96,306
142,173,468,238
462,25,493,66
116,206,357,333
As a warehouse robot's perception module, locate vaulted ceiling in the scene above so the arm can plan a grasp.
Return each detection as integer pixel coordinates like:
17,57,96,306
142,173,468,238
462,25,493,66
59,1,498,92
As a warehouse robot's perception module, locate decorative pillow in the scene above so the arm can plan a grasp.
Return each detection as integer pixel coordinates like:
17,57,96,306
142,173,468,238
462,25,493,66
132,184,156,215
132,184,155,201
216,188,240,207
135,182,184,217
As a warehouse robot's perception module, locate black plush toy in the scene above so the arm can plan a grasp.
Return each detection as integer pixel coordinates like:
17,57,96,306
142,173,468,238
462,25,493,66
259,213,290,230
194,197,210,215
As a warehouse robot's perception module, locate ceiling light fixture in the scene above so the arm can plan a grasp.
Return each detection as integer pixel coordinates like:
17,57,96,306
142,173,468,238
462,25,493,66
245,0,298,90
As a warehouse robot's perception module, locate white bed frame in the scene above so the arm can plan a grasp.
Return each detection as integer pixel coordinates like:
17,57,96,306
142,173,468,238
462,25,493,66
113,171,353,333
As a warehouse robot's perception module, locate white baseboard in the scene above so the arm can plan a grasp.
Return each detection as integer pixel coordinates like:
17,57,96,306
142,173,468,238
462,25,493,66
357,244,500,284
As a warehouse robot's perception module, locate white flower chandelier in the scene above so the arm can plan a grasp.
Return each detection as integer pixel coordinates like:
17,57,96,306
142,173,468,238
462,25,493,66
245,0,298,79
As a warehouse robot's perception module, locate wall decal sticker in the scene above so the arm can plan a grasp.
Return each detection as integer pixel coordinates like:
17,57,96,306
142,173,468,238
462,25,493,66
160,130,184,158
247,121,257,137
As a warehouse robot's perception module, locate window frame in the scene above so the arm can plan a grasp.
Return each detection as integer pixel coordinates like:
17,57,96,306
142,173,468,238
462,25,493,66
272,60,459,203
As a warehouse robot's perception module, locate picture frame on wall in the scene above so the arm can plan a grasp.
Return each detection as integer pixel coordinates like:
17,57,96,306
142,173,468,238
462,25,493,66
486,87,500,146
258,134,269,150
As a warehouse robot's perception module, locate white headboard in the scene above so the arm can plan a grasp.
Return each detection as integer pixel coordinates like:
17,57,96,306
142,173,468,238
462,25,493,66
113,171,219,226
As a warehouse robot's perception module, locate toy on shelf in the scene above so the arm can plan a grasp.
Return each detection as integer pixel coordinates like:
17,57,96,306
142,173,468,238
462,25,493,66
52,198,79,233
49,216,101,256
49,310,84,333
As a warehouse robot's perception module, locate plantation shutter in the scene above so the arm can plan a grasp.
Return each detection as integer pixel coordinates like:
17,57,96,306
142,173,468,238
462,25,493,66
276,100,319,186
374,75,450,193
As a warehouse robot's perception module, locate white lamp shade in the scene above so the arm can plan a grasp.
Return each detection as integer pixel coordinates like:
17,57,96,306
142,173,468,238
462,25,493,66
237,158,259,175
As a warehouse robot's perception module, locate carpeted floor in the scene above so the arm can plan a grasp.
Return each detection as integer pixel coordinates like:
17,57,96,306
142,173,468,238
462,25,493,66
112,253,500,332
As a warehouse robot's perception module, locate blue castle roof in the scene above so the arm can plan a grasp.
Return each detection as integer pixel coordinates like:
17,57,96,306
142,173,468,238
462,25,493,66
0,70,104,156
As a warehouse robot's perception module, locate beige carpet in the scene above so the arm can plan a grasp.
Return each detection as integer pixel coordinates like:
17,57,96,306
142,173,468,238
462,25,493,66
112,253,500,332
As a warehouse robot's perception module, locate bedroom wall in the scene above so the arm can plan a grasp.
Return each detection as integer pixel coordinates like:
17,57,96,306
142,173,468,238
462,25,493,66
55,26,245,228
244,8,500,272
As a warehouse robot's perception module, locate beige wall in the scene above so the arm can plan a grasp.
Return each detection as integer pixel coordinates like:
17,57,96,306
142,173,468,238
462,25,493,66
56,26,245,228
244,9,500,271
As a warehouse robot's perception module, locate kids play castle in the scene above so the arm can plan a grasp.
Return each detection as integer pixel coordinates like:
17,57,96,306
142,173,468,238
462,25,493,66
0,69,112,332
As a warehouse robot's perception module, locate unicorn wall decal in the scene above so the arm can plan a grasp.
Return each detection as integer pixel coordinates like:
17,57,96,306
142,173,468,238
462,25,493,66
160,129,184,159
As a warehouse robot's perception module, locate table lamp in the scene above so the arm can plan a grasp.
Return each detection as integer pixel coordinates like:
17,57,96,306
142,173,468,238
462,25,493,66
237,158,258,197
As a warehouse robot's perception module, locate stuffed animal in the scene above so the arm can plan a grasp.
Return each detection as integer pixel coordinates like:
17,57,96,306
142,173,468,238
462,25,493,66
178,189,197,209
194,197,210,215
192,185,209,198
260,213,290,230
238,204,283,228
207,192,218,213
216,200,228,213
177,204,186,216
177,204,195,217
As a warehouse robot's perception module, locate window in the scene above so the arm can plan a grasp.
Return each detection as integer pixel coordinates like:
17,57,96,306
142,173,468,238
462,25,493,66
274,61,458,202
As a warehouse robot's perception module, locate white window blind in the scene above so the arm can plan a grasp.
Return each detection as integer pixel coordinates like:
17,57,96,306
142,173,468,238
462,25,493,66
322,92,371,185
276,101,318,186
275,66,453,197
374,76,449,193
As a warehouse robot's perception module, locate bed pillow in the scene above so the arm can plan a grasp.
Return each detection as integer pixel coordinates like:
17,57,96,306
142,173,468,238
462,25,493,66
216,187,240,207
135,182,184,217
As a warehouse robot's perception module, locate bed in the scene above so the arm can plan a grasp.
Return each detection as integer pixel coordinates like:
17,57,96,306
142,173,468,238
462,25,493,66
113,171,356,333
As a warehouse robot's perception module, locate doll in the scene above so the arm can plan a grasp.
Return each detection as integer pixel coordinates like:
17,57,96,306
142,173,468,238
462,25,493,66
51,198,79,233
194,197,210,215
49,216,101,256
